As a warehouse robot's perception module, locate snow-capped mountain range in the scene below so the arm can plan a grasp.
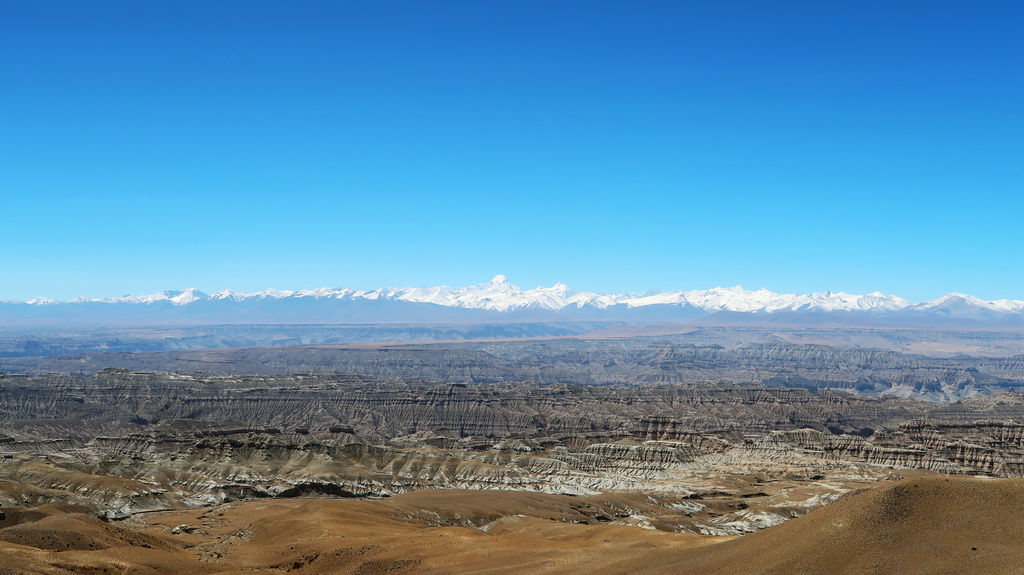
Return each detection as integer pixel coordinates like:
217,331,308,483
4,275,1024,327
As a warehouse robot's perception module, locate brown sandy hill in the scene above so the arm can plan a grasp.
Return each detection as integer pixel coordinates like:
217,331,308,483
138,491,720,574
659,475,1024,575
1,477,1023,574
0,504,197,574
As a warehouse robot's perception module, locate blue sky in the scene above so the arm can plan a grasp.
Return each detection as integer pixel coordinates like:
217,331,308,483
2,1,1021,301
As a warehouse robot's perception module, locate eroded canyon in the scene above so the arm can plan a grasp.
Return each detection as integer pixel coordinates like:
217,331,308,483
3,334,1024,573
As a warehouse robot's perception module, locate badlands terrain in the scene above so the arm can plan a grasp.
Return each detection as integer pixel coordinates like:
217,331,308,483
2,326,1024,572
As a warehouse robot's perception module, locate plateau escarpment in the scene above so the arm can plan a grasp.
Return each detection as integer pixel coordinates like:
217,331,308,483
6,338,1024,401
2,370,1024,530
0,370,990,438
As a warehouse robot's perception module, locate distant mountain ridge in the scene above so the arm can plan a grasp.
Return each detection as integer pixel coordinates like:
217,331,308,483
4,275,1023,327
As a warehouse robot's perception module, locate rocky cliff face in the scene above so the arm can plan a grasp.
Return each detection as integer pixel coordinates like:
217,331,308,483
3,370,1024,528
3,369,1024,443
748,421,1024,477
0,370,960,438
6,338,1024,401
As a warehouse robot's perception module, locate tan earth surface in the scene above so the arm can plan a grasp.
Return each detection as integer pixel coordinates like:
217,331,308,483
1,475,1022,574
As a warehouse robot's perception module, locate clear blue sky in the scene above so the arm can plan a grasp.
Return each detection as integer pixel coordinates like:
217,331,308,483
2,1,1021,301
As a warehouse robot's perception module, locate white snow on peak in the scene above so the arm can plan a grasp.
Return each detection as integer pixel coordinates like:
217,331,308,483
26,297,60,305
911,293,1024,315
295,287,342,299
169,288,204,305
13,277,1024,318
211,289,242,301
993,299,1024,313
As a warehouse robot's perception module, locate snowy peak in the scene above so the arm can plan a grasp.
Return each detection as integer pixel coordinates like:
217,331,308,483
168,288,206,305
10,277,1024,323
911,293,1024,316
